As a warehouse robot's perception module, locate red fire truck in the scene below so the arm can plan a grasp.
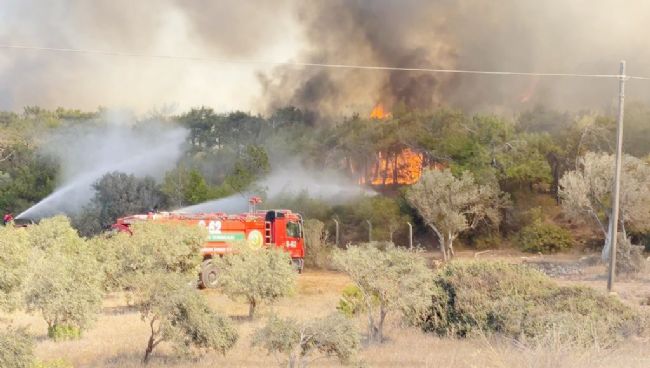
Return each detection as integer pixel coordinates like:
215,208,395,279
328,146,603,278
113,198,305,288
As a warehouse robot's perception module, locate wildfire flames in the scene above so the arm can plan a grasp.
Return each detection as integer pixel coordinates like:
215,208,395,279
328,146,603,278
369,103,391,119
366,148,426,185
351,104,443,186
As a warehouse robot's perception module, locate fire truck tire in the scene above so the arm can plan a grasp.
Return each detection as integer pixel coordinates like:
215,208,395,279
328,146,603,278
199,259,219,289
292,258,304,274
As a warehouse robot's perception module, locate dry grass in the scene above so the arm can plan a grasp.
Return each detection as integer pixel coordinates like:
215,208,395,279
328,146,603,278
3,258,650,367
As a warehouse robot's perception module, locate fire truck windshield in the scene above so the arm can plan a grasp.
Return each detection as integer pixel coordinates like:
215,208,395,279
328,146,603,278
286,221,301,238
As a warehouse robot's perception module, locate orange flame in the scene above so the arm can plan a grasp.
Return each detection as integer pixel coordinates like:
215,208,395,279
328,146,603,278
370,148,423,185
370,103,390,119
350,103,444,186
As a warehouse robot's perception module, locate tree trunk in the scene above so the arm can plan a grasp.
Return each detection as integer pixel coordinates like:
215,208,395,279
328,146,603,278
429,224,447,261
602,218,626,262
367,308,378,343
248,299,257,320
142,320,160,364
288,353,297,368
382,151,390,185
392,151,398,184
377,305,387,343
365,159,370,184
441,240,448,261
143,335,155,364
602,222,613,262
447,233,455,258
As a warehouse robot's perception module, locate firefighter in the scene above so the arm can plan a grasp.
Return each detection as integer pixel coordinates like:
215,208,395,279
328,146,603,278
3,213,14,225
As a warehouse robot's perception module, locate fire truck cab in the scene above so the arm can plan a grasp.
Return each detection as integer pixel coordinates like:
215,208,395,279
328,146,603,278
113,206,305,288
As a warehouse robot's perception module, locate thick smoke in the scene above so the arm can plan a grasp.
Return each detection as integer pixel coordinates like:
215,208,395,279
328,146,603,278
2,1,650,114
17,111,187,219
260,0,455,115
261,0,650,116
0,0,297,112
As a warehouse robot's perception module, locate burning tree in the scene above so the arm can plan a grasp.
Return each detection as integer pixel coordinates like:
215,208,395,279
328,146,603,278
337,108,440,187
407,169,505,260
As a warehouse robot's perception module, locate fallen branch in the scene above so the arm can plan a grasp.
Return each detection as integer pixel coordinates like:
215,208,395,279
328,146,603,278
474,250,492,258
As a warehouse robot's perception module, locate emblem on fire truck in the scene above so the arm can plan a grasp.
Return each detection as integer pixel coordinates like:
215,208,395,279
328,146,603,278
247,229,263,248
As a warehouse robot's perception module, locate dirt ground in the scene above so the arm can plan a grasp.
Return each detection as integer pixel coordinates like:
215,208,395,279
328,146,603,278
7,250,650,368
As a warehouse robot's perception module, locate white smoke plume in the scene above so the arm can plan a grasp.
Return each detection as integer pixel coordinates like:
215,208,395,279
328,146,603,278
177,163,372,214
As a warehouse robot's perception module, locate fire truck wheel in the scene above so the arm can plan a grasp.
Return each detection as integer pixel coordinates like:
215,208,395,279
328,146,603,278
200,259,219,289
292,258,304,274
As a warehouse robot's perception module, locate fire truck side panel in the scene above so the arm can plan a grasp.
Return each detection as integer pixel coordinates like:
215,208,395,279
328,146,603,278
114,211,304,261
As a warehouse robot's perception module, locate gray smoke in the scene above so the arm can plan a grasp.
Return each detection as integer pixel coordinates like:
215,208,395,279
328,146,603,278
0,0,296,112
17,110,187,219
2,1,650,114
261,0,650,116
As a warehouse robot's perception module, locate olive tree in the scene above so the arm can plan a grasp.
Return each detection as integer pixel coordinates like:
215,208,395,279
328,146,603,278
215,244,296,319
0,327,34,368
0,225,29,312
131,272,238,364
406,169,505,260
560,152,650,260
92,221,205,290
23,216,104,340
252,313,359,368
332,244,433,343
92,221,231,363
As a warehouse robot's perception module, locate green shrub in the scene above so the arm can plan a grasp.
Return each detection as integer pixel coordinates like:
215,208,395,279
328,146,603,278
337,284,370,317
216,244,296,319
470,231,503,250
24,216,104,340
515,220,574,253
47,325,81,341
303,219,332,269
132,272,238,363
253,313,359,367
616,235,646,275
0,327,34,368
0,225,29,312
91,221,205,291
421,261,643,347
333,244,434,343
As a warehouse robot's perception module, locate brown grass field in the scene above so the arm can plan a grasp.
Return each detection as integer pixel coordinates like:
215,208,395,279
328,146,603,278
6,251,650,368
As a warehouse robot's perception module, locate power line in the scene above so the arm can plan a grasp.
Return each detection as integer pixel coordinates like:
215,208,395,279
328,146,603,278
2,43,648,80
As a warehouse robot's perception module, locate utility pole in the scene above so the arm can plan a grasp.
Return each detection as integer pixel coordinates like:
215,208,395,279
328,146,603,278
607,60,627,292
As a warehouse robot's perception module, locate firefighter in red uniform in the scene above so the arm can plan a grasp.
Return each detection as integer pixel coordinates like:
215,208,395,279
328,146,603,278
3,213,14,225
